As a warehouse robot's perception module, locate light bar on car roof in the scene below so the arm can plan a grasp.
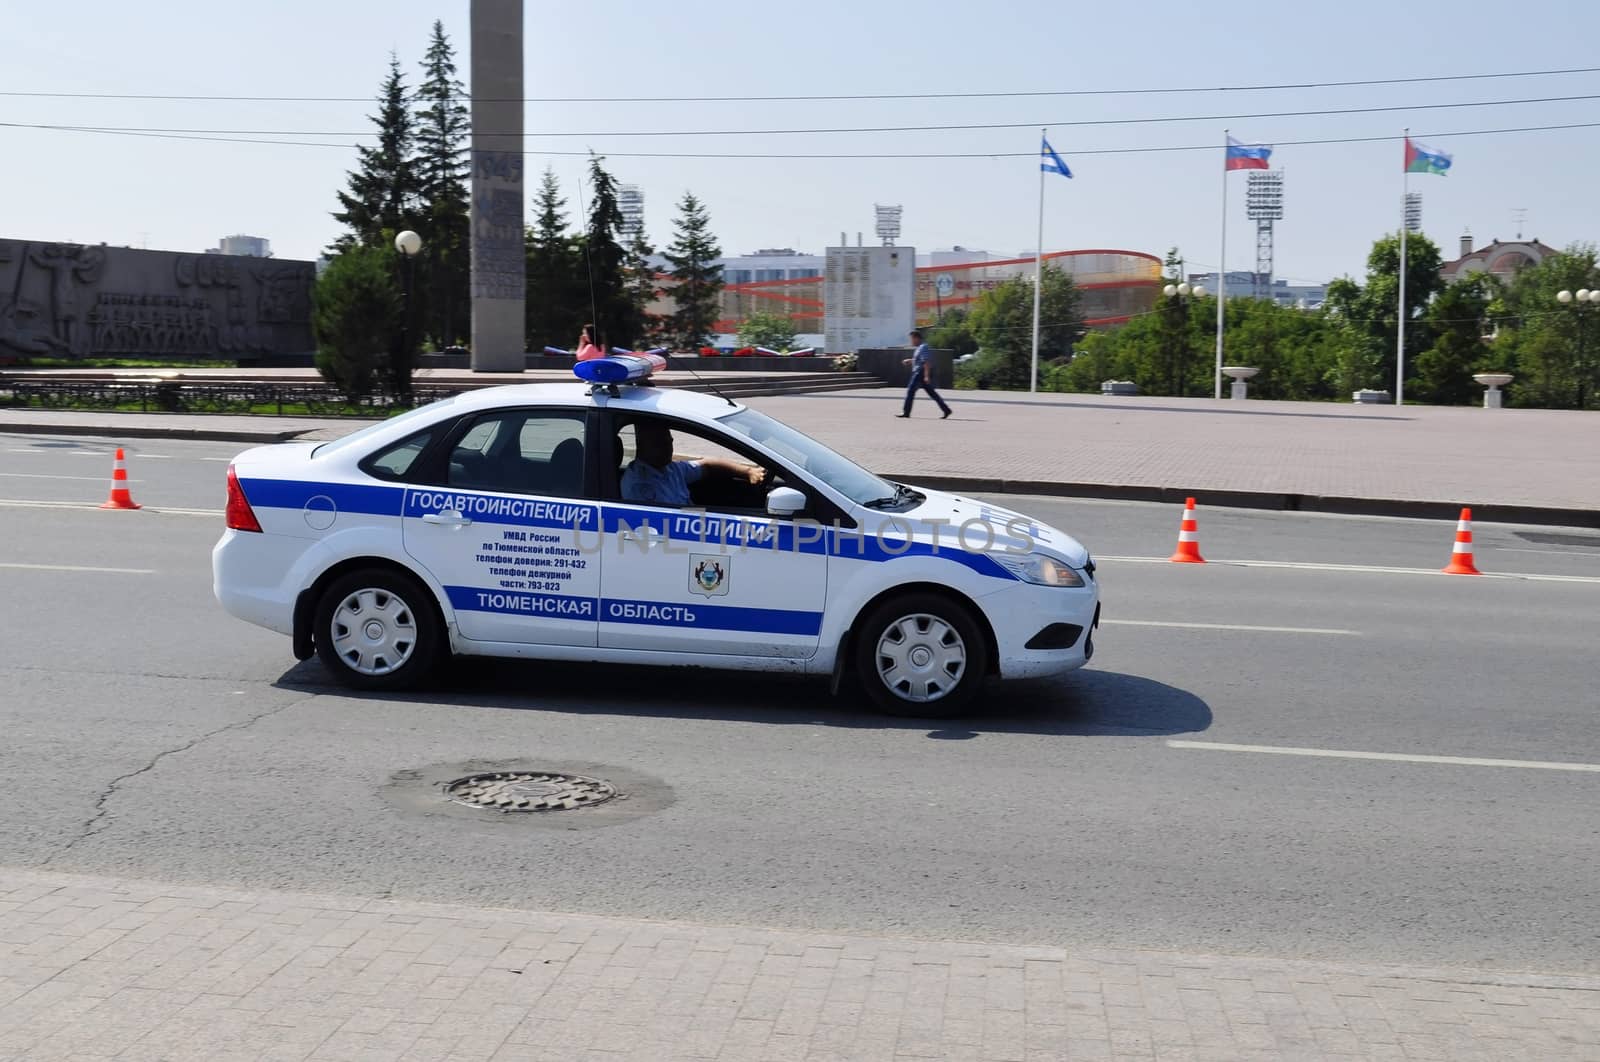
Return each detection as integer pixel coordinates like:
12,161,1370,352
573,352,667,384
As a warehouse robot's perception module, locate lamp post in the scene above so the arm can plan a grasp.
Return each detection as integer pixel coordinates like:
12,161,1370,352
394,230,423,400
1556,287,1600,408
1160,281,1206,396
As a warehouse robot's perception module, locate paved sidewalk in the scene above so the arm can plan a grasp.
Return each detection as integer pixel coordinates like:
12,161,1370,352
3,389,1598,524
3,869,1596,1062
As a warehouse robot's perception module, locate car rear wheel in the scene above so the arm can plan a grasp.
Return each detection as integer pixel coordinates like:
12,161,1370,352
854,593,988,718
314,568,440,690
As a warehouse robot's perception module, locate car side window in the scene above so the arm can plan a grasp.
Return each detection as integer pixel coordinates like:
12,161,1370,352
611,415,803,516
446,410,586,497
361,429,436,482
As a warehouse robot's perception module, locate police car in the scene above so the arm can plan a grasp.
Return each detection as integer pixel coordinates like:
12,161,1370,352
212,355,1100,717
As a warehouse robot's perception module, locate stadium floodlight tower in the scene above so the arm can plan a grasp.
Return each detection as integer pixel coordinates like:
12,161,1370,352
1404,192,1423,235
1245,170,1284,300
874,204,903,246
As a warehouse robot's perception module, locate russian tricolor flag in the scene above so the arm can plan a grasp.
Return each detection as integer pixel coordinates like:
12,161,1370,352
1225,136,1272,171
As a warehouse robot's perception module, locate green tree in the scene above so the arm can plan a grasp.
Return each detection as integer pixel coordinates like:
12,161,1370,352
313,246,400,402
331,55,421,252
580,157,641,347
1482,244,1600,408
1414,274,1495,404
525,167,584,348
623,228,663,346
965,267,1084,390
663,191,725,349
924,308,978,357
413,20,470,348
736,311,798,350
1321,232,1442,396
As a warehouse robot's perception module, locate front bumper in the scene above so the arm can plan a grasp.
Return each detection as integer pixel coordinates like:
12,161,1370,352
981,579,1100,679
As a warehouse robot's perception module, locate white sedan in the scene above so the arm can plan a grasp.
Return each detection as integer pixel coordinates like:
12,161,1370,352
213,362,1100,716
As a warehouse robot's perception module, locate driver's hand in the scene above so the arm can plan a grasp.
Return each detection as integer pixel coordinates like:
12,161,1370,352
745,465,767,485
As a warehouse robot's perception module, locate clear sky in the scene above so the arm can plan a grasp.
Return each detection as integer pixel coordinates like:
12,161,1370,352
8,0,1600,286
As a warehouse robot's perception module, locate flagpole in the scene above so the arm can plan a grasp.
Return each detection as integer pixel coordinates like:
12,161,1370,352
1396,127,1409,406
1215,128,1228,399
1031,127,1046,395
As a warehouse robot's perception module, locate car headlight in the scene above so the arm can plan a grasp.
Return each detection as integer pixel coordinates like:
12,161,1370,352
995,551,1085,587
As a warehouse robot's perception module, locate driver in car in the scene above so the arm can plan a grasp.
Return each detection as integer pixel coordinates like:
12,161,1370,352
621,421,767,506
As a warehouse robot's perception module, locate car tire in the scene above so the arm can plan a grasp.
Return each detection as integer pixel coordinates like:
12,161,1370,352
854,592,989,718
314,568,441,691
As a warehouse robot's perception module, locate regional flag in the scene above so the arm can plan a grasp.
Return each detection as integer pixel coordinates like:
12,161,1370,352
1405,138,1452,175
1224,136,1272,170
1040,136,1073,179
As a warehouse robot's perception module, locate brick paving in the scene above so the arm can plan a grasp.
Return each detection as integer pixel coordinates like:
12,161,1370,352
2,869,1596,1061
3,387,1598,517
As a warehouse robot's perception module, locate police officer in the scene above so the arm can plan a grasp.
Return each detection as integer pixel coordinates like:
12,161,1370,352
897,329,952,419
621,421,766,506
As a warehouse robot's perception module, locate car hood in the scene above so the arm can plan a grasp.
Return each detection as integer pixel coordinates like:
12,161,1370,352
881,487,1091,569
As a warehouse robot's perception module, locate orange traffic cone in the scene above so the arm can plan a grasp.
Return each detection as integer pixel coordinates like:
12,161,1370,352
1441,507,1481,575
1168,496,1206,563
99,448,141,510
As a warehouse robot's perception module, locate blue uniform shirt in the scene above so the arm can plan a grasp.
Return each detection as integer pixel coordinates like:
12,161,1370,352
621,458,702,506
910,342,932,373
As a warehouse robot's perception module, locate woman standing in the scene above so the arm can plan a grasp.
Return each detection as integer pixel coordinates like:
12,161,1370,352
575,324,604,361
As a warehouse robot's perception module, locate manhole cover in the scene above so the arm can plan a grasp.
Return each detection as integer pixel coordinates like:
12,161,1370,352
443,771,618,812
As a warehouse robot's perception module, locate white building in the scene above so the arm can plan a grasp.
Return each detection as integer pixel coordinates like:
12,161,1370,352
208,234,272,257
618,185,645,242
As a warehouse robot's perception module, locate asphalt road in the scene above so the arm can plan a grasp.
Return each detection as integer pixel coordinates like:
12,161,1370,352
2,432,1597,976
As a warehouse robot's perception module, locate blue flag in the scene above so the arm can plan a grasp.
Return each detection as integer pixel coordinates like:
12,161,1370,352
1040,137,1073,179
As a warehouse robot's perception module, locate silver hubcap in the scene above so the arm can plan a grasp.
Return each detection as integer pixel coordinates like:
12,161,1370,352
330,587,418,676
876,613,966,703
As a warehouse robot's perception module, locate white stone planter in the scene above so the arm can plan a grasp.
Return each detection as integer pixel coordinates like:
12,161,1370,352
1222,366,1259,399
1101,380,1138,396
1473,372,1513,409
1352,389,1392,404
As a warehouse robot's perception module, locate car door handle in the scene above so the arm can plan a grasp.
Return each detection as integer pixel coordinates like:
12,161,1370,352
421,510,472,527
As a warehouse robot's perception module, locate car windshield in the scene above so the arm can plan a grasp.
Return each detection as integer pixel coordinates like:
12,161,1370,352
716,407,893,506
311,397,458,458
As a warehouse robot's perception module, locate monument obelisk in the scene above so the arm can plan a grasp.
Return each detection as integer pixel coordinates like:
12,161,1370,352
468,0,525,371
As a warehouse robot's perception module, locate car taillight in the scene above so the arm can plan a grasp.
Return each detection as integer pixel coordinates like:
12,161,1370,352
225,465,262,532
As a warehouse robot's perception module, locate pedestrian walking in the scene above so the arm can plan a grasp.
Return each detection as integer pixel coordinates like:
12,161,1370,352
897,329,952,418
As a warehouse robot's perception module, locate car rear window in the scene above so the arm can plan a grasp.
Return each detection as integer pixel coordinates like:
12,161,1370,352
361,430,435,481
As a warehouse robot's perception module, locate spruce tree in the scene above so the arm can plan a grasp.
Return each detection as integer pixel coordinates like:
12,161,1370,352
414,21,470,347
582,156,639,347
525,168,584,348
663,192,724,349
623,228,662,346
331,54,421,252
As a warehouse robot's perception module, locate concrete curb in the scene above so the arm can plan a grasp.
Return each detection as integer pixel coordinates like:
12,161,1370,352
887,474,1600,529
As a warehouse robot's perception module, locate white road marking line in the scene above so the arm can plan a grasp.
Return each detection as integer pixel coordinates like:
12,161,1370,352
1167,740,1600,773
0,562,154,574
0,472,129,482
1495,547,1600,558
0,499,220,517
1096,555,1600,585
1104,619,1358,635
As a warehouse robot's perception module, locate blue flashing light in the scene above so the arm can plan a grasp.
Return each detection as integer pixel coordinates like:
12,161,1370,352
573,354,663,384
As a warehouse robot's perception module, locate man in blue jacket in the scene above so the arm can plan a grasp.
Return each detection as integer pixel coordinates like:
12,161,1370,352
897,329,952,419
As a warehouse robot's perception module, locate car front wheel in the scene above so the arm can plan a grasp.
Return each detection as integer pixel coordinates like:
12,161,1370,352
854,593,988,717
314,568,440,690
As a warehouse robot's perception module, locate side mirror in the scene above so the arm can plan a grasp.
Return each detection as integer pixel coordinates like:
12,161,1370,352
766,486,807,517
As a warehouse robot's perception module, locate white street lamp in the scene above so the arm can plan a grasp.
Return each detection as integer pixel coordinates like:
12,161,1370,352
1557,289,1574,303
394,230,423,256
1176,282,1192,297
1163,284,1177,297
1192,285,1207,298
